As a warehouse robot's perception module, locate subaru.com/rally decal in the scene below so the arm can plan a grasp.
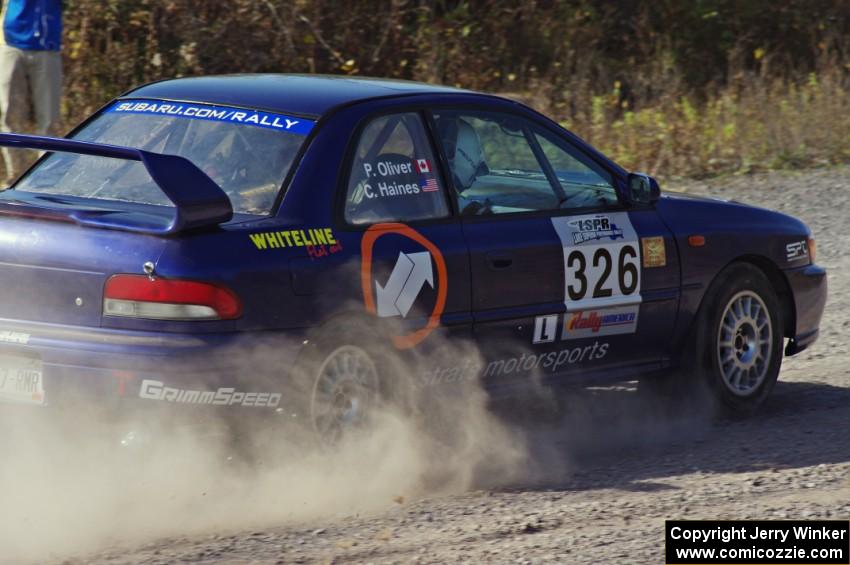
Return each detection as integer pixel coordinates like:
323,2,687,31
552,212,641,312
108,99,314,135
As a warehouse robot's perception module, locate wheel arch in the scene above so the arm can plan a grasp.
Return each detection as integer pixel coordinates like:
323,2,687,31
301,309,385,352
694,255,796,341
732,255,796,338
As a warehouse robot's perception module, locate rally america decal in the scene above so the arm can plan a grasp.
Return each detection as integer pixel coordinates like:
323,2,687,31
551,212,642,313
533,305,639,342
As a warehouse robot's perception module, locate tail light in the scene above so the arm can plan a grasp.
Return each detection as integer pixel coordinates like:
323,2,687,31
807,236,817,264
103,275,242,320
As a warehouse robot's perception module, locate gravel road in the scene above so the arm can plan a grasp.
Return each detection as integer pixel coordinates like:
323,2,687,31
70,166,850,564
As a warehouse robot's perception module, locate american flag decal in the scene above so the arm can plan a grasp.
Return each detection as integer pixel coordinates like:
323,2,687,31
420,177,439,192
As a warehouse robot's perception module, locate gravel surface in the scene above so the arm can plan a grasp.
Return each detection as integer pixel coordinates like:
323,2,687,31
72,166,850,565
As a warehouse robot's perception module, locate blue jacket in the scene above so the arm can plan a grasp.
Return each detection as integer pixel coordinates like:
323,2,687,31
1,0,62,51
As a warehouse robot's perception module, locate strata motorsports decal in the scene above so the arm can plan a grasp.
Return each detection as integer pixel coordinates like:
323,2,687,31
109,99,314,135
375,251,433,318
786,239,808,262
361,157,441,199
420,341,610,386
552,212,641,311
249,227,336,250
361,223,448,349
139,379,281,408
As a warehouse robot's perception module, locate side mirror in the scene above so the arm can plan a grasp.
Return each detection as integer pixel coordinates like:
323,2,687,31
627,172,660,205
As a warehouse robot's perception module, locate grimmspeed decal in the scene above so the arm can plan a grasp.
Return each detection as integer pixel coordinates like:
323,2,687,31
108,99,314,135
139,379,281,408
552,212,641,311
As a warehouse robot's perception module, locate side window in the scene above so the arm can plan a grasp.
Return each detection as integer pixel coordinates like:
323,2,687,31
534,132,618,209
433,110,618,215
433,111,559,215
345,113,449,225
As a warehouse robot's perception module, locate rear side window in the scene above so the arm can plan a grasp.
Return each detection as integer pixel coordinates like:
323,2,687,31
345,112,449,225
15,99,313,215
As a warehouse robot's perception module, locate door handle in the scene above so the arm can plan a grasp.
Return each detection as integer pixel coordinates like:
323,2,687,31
487,252,513,270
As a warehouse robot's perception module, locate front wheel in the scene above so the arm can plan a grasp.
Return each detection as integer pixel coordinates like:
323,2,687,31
688,262,784,416
642,263,784,418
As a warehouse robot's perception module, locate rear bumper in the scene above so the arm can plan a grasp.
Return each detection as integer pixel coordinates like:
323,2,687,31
784,263,827,356
0,318,307,413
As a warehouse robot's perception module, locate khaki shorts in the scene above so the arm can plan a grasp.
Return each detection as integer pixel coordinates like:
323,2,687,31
0,45,63,183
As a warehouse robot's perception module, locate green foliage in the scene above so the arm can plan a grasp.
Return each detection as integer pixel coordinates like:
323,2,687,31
38,1,848,178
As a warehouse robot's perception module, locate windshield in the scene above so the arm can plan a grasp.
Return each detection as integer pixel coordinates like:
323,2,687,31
14,99,314,215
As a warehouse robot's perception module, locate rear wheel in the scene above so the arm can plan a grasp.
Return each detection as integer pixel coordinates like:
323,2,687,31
299,320,421,446
310,344,381,445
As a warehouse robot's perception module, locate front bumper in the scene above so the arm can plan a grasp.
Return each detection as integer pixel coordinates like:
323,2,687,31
0,318,307,413
784,263,827,356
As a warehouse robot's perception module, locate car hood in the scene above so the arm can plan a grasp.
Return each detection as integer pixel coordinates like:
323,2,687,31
655,190,810,237
660,189,743,205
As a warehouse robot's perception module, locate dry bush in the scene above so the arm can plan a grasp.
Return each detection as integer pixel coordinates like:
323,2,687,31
3,0,847,180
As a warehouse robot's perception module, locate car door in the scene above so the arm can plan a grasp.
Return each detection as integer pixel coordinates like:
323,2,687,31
339,111,473,384
429,107,679,386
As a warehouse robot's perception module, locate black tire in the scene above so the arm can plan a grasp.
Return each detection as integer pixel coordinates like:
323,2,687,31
295,319,417,446
639,263,784,418
675,262,784,417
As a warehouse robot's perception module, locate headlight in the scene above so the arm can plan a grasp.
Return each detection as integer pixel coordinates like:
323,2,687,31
807,236,817,264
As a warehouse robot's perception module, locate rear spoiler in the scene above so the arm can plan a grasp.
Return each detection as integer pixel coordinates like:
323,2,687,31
0,133,233,235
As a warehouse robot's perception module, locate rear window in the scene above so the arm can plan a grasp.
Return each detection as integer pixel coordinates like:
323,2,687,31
14,99,314,215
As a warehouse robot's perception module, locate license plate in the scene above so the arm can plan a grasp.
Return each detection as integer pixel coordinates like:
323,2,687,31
0,356,44,406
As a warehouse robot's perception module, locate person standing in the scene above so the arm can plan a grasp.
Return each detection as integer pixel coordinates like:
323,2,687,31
0,0,62,185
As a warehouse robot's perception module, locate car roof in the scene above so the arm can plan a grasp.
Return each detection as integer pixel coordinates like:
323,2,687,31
124,74,471,119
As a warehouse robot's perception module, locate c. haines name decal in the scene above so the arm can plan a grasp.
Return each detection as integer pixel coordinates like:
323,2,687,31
249,228,336,251
360,158,440,200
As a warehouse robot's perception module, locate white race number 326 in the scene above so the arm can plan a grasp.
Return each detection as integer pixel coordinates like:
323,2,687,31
553,213,642,311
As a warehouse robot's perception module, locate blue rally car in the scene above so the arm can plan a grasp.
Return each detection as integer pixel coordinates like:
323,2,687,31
0,75,827,441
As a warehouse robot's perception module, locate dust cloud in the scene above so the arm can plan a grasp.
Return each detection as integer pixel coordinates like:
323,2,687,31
0,337,528,563
0,311,718,564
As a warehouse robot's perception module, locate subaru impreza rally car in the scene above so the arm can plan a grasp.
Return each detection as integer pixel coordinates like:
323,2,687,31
0,75,826,441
